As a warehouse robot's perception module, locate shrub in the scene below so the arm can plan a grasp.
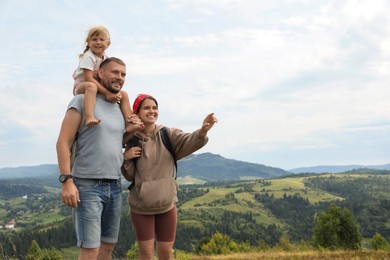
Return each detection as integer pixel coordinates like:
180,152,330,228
370,233,389,250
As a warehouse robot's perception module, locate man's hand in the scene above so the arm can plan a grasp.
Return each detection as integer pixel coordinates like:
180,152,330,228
61,181,80,208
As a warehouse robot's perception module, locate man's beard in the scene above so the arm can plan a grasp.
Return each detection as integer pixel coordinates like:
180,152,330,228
101,79,121,94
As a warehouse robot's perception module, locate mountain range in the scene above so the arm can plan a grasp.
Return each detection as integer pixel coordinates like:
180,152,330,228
289,163,390,173
0,152,389,181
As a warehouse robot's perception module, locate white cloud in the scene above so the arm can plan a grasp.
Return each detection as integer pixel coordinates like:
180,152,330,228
0,0,389,169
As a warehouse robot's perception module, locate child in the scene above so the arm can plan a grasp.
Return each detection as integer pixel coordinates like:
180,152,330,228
73,25,132,128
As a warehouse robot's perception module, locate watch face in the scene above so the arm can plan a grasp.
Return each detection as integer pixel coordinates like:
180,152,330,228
59,175,72,183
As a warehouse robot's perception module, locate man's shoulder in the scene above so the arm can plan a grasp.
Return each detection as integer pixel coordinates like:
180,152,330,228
71,94,84,103
67,94,84,113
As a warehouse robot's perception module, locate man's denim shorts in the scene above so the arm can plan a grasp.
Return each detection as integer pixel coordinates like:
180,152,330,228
72,177,122,248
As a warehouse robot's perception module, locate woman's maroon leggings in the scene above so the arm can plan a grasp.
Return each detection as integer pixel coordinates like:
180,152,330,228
131,206,177,242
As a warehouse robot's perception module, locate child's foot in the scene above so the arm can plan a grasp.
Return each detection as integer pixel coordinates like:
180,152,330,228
86,117,101,127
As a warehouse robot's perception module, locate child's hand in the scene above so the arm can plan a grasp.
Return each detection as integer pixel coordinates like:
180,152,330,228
105,92,118,103
126,114,144,133
115,93,122,103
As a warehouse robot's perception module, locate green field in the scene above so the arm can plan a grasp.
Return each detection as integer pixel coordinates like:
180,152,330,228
260,177,344,203
3,172,390,259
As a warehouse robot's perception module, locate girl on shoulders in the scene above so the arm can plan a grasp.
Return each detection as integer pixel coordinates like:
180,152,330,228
73,25,132,128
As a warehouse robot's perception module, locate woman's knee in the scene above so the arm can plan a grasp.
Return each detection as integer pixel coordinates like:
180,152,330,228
157,241,174,260
138,239,155,259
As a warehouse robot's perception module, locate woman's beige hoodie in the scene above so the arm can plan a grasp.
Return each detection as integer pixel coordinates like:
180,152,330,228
122,124,208,215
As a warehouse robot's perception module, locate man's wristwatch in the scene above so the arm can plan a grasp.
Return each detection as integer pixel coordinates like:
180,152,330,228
59,174,73,183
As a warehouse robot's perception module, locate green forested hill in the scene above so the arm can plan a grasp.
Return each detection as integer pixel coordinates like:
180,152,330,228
175,171,390,249
2,170,390,258
0,153,291,181
1,155,389,182
178,153,290,181
0,164,58,179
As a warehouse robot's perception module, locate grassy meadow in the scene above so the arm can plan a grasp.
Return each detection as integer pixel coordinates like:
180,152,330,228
4,172,390,259
178,174,347,227
188,250,390,260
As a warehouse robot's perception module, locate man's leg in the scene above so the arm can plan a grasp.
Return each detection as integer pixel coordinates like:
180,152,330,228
99,180,122,259
79,247,99,260
73,178,103,259
97,242,116,260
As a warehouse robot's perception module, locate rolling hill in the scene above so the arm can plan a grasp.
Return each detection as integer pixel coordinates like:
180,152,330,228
3,169,390,258
1,153,389,181
179,153,289,181
0,153,291,181
290,163,390,173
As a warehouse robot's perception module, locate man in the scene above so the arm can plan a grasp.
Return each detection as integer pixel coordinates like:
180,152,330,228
56,57,137,259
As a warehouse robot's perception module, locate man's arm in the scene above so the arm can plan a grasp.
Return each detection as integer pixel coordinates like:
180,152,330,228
56,108,82,208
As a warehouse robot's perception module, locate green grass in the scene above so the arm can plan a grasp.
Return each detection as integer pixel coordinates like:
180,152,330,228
180,184,284,226
180,187,235,209
178,176,207,185
0,207,7,220
178,175,350,228
60,246,79,259
188,250,390,259
240,176,263,181
257,177,344,203
4,173,390,259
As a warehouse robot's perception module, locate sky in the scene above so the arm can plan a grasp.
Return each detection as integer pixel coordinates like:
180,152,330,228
0,0,389,170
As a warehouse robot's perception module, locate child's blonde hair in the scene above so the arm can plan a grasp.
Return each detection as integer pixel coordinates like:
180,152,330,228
79,25,111,58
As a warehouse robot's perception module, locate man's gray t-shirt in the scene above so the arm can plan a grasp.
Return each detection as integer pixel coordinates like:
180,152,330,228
68,94,125,179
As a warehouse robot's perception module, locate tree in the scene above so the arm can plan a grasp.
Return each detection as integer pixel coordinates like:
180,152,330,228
274,234,294,251
312,204,362,249
25,240,62,260
26,240,42,260
126,241,139,259
196,231,239,255
370,233,389,250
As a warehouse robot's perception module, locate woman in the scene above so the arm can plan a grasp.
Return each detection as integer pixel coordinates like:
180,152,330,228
122,94,218,260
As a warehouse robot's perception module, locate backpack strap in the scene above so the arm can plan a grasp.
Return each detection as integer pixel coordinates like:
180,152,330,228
70,111,85,169
128,135,141,166
160,127,177,178
125,135,140,190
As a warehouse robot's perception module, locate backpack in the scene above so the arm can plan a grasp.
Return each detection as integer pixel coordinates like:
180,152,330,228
126,127,177,190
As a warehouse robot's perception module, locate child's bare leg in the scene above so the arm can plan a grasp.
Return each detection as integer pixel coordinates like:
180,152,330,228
119,91,134,132
74,82,100,127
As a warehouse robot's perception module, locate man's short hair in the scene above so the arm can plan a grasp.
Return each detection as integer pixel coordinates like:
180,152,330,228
99,57,126,68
